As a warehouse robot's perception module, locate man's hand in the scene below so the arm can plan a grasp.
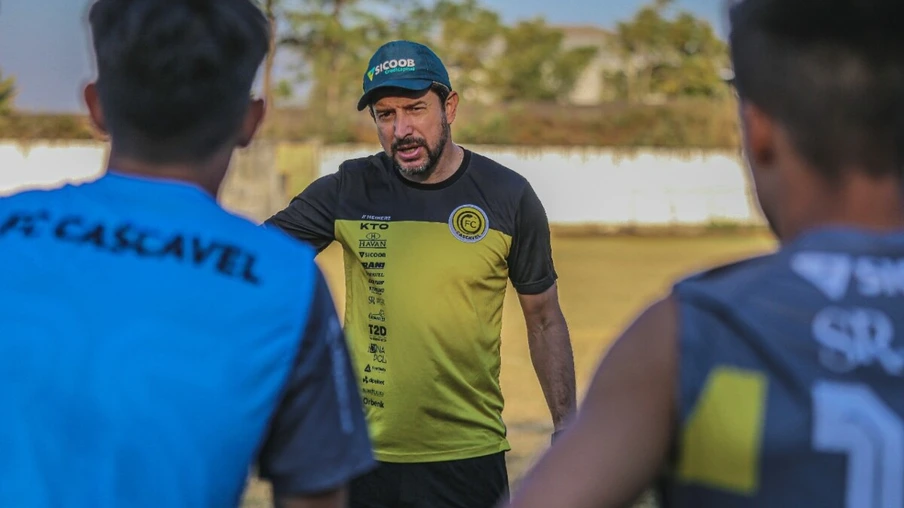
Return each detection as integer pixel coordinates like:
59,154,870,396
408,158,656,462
518,283,576,431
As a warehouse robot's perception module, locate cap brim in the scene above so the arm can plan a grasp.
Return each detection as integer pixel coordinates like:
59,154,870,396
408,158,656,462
356,78,435,111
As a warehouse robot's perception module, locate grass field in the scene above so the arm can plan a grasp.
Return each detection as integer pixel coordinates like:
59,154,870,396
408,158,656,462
240,233,776,507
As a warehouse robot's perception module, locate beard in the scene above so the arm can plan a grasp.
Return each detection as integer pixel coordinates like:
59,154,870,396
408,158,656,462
391,117,451,178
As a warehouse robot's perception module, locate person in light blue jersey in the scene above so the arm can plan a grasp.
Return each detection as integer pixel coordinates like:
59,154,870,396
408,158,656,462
502,0,904,507
0,0,374,507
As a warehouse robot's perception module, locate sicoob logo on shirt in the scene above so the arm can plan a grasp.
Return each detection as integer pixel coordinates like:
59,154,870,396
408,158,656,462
448,204,488,243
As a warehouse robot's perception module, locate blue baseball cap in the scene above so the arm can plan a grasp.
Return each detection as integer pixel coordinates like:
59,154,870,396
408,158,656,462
357,40,452,111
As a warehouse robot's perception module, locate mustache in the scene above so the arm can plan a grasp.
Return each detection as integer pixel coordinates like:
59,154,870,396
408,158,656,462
392,137,428,152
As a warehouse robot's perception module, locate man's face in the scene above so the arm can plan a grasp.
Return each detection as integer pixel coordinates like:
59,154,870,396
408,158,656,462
371,87,453,178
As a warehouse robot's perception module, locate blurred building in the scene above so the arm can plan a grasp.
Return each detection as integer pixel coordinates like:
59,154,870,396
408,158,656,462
557,25,618,106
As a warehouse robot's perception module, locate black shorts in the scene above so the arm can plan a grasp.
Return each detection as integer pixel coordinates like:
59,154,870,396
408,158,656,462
349,452,509,508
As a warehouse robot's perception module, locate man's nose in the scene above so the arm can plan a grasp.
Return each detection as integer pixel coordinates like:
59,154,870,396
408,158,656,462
394,113,414,139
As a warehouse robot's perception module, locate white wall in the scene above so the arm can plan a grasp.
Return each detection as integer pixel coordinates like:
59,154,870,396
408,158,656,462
0,141,764,226
319,144,765,226
0,141,107,197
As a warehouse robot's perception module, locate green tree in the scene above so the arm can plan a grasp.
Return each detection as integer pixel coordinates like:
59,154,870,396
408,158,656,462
263,0,278,111
491,18,598,103
282,0,417,121
0,70,15,115
274,79,295,103
654,11,728,97
608,0,727,102
426,0,502,102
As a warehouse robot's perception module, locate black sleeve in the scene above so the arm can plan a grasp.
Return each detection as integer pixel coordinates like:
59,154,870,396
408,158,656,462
257,268,375,496
507,182,558,295
264,173,340,254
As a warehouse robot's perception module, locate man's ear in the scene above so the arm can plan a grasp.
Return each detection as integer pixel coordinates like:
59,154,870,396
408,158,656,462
740,101,777,171
237,97,266,148
444,90,459,125
84,83,109,139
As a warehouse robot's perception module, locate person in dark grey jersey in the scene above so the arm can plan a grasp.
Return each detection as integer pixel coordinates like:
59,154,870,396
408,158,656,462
502,0,904,507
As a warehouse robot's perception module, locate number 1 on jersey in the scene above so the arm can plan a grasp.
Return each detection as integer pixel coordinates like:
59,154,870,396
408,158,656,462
812,381,904,508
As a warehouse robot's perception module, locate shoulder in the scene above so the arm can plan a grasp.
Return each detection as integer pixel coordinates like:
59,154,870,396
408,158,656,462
336,152,391,178
0,183,76,207
670,251,790,331
305,152,391,195
675,252,779,299
295,152,388,199
230,211,318,267
0,183,88,223
467,149,530,194
595,292,680,397
212,209,325,310
626,293,681,341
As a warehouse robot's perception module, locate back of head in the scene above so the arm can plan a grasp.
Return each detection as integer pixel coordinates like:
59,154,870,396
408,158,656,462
88,0,269,163
728,0,904,178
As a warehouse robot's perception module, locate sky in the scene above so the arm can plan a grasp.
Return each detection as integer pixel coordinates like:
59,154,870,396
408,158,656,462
0,0,721,113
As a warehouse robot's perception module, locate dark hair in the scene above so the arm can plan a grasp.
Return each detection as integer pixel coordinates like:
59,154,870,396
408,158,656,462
368,83,451,118
88,0,270,163
430,82,451,105
729,0,904,177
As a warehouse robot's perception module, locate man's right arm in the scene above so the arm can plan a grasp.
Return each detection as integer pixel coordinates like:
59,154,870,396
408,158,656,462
257,266,375,507
264,173,340,254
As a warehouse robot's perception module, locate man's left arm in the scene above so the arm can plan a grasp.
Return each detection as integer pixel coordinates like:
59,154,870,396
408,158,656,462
519,285,575,433
508,183,576,433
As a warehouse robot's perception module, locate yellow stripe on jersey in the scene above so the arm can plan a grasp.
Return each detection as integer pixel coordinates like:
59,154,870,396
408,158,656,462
677,367,768,494
334,219,514,462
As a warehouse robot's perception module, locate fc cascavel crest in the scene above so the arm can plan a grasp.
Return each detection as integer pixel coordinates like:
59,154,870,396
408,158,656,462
449,204,489,243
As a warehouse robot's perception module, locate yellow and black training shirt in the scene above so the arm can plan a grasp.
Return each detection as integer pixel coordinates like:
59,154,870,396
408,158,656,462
266,149,557,463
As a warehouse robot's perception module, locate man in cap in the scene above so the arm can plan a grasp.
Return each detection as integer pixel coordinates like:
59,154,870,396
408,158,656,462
266,40,576,508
